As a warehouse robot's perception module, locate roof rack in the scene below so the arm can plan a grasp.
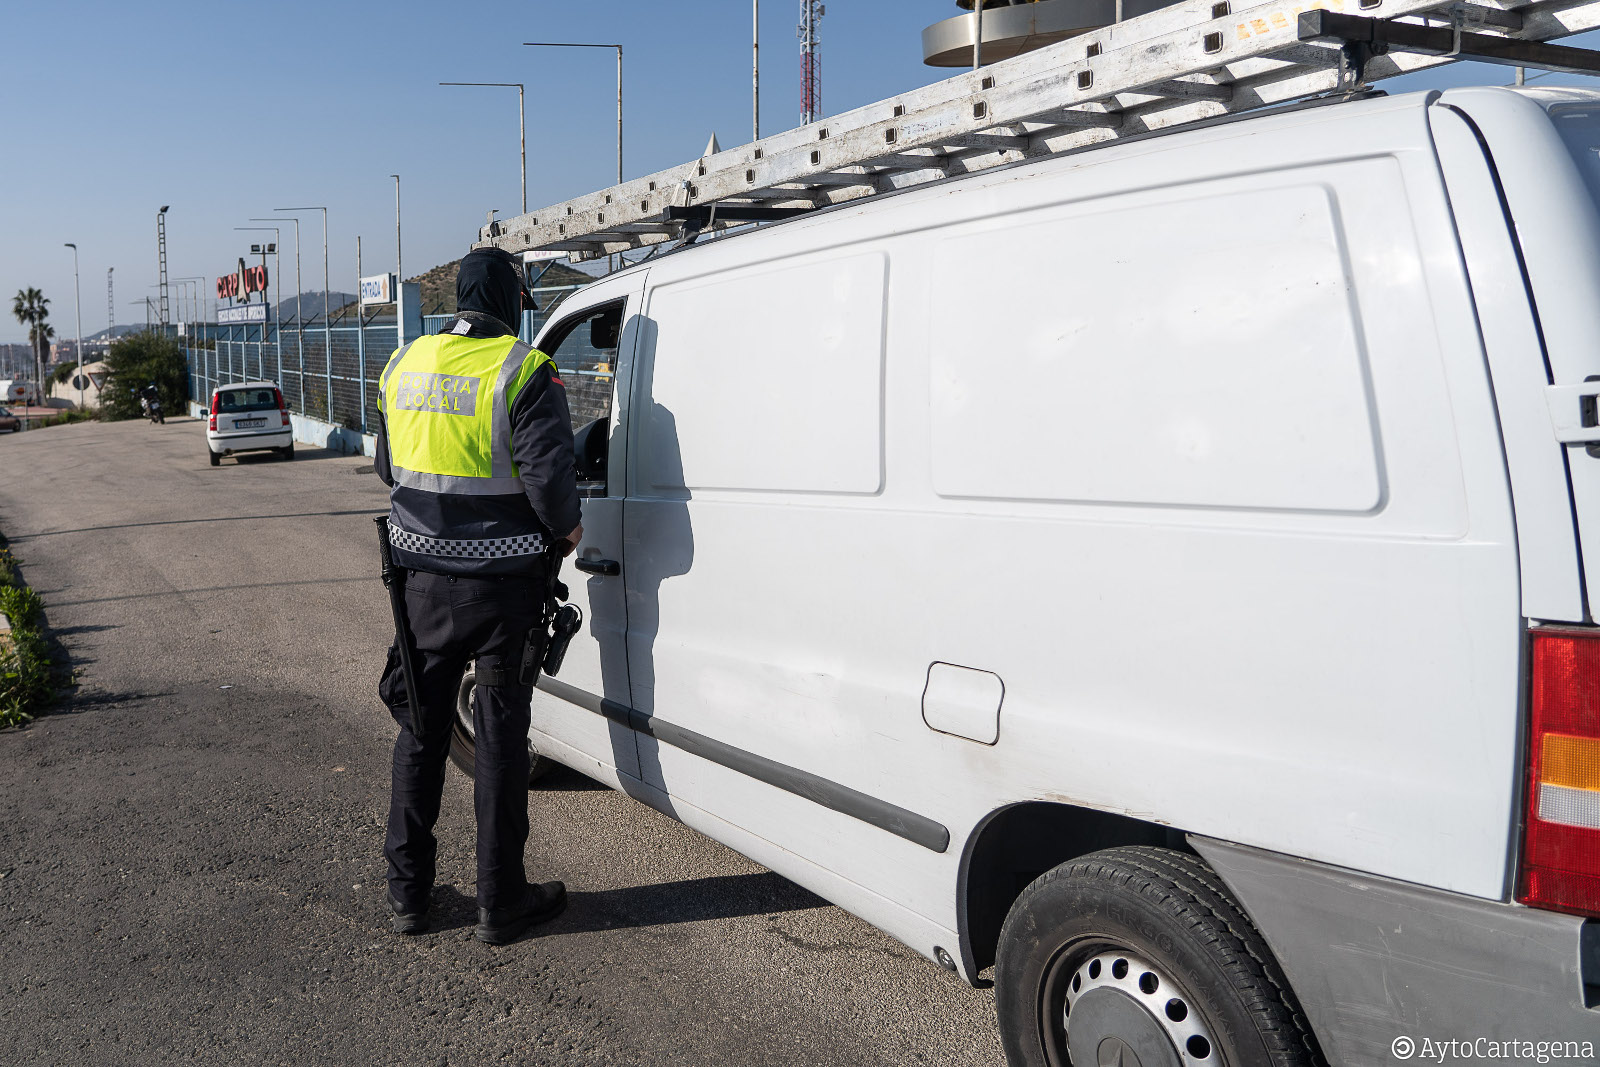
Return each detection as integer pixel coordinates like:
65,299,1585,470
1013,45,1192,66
477,0,1600,261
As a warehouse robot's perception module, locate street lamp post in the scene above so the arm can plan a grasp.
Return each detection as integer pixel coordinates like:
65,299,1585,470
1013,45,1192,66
64,243,83,410
266,215,305,409
277,207,330,420
523,42,623,184
439,83,526,214
238,227,283,385
390,176,404,347
754,1,760,141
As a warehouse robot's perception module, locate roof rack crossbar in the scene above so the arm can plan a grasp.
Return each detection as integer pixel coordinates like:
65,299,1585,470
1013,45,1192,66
478,0,1600,261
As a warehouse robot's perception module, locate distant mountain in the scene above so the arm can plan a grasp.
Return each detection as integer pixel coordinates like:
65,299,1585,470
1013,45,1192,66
272,291,358,324
83,324,144,342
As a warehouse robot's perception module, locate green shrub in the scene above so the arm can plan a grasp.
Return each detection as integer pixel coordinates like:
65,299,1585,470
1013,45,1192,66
0,539,63,727
103,330,188,421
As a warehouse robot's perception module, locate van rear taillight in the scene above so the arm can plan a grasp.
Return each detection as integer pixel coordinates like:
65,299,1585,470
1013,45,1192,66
275,389,289,426
208,393,219,432
1518,627,1600,917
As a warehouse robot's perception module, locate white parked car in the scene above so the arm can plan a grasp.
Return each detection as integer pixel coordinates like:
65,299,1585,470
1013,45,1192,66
495,85,1600,1065
206,381,293,465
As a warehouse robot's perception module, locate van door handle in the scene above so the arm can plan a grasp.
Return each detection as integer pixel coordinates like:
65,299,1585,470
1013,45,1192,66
573,557,621,577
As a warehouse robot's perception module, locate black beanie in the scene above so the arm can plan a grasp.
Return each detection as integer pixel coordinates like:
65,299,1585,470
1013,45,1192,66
456,248,524,334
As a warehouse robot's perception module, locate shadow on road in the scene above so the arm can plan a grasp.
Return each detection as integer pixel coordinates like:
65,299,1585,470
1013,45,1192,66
559,871,826,935
226,449,354,465
46,688,173,718
49,623,118,637
414,870,827,938
10,509,384,542
48,575,373,608
535,765,607,792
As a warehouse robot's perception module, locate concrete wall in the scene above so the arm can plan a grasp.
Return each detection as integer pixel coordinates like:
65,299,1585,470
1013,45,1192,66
190,402,376,458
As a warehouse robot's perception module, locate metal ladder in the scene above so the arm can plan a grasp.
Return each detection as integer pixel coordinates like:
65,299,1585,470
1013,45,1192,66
478,0,1600,260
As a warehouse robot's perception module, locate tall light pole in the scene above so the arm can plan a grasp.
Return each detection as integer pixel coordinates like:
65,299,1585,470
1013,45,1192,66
523,42,623,184
278,207,330,419
440,83,526,214
156,206,170,327
64,243,83,410
238,227,282,385
390,174,403,294
754,1,760,141
264,215,305,409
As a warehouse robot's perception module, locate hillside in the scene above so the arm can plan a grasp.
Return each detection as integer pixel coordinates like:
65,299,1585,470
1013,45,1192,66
329,258,594,321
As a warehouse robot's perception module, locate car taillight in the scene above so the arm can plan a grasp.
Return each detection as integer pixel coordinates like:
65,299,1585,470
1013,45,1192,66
1517,627,1600,917
208,393,219,432
275,389,289,426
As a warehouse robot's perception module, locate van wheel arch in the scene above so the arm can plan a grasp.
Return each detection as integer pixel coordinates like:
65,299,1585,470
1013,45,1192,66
957,801,1188,979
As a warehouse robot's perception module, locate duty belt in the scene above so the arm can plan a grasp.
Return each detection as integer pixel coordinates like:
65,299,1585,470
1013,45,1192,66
386,522,546,560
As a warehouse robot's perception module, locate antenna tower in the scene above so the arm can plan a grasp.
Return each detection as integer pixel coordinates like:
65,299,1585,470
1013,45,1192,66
106,268,114,339
799,0,823,125
156,207,170,326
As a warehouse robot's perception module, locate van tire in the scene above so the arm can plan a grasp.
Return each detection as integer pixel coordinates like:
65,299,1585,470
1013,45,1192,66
446,661,551,787
278,445,295,460
994,846,1323,1067
208,449,220,467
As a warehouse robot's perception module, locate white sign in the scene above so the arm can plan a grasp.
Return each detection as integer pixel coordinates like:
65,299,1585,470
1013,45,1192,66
218,304,270,325
522,251,566,263
360,273,396,305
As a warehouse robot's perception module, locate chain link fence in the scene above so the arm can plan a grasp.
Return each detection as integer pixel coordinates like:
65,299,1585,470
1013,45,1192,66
183,284,587,434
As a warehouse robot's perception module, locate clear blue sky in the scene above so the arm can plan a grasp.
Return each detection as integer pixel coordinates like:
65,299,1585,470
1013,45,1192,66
1,0,1592,344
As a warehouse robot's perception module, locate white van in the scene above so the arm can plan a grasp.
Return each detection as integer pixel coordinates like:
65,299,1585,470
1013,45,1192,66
515,86,1600,1065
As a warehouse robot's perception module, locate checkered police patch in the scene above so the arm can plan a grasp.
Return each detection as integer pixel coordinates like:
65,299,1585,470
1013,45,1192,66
387,523,546,559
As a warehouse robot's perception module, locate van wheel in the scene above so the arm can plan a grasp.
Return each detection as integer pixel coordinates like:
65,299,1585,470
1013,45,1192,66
279,445,295,460
446,661,550,786
995,846,1323,1067
208,449,220,467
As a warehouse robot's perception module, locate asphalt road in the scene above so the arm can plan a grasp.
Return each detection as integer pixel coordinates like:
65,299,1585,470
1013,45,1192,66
0,418,1002,1067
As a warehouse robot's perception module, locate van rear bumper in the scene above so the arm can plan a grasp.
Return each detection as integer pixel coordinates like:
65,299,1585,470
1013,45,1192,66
1190,837,1599,1062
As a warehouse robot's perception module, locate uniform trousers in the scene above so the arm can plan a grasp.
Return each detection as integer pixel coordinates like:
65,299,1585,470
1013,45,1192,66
379,567,547,913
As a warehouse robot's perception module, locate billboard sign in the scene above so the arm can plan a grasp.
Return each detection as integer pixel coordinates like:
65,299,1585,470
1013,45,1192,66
218,304,270,325
360,273,396,305
217,257,269,302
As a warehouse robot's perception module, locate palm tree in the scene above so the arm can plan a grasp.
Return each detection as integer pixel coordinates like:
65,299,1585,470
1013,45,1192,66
11,288,50,404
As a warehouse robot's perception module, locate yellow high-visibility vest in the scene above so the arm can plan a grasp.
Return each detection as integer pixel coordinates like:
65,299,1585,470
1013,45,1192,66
378,333,554,497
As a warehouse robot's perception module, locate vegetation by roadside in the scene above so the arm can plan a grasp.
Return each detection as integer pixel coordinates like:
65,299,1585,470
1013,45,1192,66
0,534,67,727
27,410,98,430
103,331,187,421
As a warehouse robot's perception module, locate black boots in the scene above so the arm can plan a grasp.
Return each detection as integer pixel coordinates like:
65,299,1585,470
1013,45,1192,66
475,881,568,945
388,892,429,935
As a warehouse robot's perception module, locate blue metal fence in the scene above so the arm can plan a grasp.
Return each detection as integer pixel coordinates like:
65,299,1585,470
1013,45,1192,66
184,284,586,434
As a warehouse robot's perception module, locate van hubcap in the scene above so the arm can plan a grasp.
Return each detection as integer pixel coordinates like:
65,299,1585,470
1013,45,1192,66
1063,951,1216,1067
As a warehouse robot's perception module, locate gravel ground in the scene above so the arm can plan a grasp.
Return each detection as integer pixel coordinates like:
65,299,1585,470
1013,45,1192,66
0,417,1002,1067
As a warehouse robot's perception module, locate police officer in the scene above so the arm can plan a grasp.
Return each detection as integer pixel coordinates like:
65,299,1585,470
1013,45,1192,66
374,247,582,945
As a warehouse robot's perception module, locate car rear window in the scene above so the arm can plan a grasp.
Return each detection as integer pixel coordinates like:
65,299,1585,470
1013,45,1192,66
217,388,278,413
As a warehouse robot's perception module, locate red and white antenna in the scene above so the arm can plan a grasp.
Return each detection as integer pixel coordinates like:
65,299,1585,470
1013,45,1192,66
798,0,823,125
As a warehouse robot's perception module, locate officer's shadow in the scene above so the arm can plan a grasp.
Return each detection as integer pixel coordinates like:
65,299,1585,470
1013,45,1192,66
583,314,692,816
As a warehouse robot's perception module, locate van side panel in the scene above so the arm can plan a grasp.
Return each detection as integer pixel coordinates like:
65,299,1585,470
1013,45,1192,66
930,181,1383,513
1443,87,1600,621
608,95,1520,976
1429,104,1586,623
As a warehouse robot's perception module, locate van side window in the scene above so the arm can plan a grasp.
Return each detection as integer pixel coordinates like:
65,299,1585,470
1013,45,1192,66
540,302,624,496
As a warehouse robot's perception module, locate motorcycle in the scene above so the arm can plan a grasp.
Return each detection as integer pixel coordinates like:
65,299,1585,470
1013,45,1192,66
139,393,164,425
